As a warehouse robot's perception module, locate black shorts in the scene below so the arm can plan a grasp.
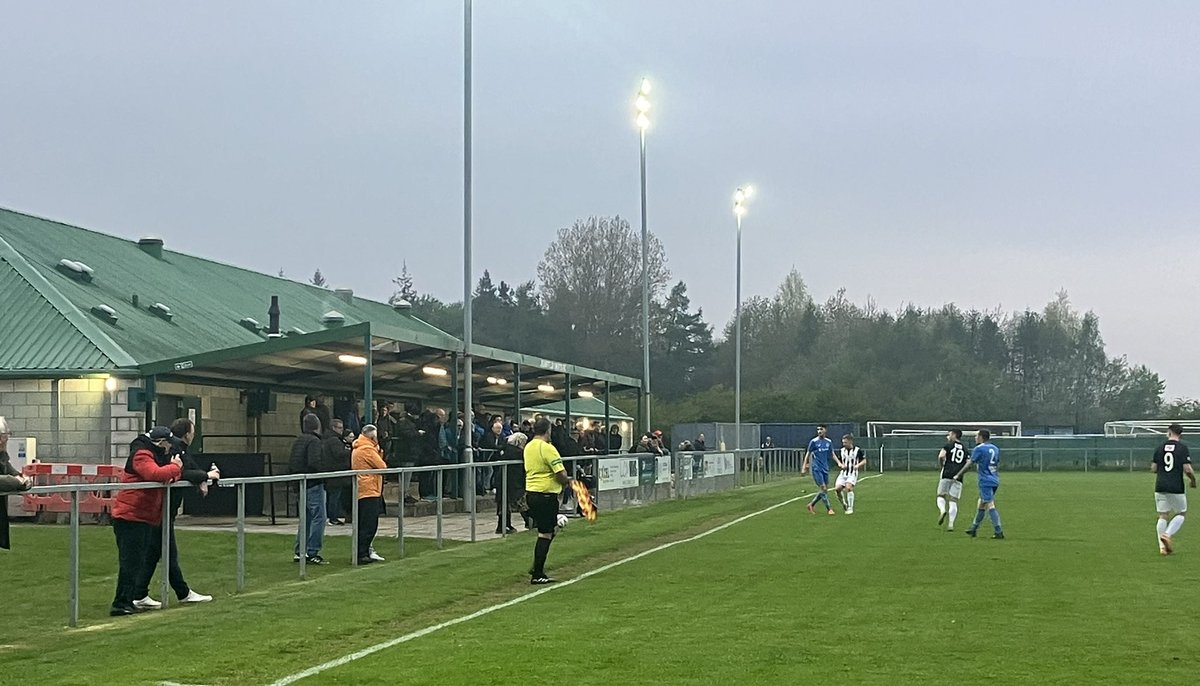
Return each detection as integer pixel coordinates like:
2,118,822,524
526,491,560,534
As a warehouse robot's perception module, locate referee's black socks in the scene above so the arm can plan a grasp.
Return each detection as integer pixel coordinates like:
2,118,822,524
532,537,553,577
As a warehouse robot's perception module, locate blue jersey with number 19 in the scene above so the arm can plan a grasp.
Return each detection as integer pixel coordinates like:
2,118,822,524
971,443,1000,487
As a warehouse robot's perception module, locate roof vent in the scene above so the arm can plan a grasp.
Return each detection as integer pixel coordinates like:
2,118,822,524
137,237,164,260
56,259,94,283
391,298,413,311
334,288,354,304
239,317,263,332
322,310,345,327
267,296,282,338
287,327,308,337
150,302,174,321
91,304,118,324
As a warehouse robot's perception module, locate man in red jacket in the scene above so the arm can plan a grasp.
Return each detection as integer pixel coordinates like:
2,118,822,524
110,427,182,616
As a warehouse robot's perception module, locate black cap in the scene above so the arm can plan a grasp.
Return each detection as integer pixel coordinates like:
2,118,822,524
148,426,172,441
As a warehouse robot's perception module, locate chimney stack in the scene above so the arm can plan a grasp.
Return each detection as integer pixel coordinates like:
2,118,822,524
267,296,282,338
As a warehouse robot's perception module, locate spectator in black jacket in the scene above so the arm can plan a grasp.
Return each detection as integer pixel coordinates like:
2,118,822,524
608,424,623,454
322,419,353,526
290,413,328,565
416,408,441,501
478,420,504,497
392,402,423,504
300,395,319,433
132,418,219,609
495,432,529,533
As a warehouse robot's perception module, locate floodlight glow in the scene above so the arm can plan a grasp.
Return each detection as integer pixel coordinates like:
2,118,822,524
338,354,368,366
635,95,652,113
104,377,117,392
578,390,594,399
734,204,747,217
422,366,448,377
640,78,652,95
537,384,555,393
734,189,745,203
636,113,650,130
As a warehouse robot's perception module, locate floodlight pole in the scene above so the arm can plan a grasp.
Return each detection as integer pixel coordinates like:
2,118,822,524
639,123,651,434
735,210,742,451
463,0,476,542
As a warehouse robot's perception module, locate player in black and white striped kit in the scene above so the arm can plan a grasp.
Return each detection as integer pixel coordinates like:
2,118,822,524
834,434,867,514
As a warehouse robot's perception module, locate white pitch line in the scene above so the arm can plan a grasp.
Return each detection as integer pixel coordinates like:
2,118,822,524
263,487,835,686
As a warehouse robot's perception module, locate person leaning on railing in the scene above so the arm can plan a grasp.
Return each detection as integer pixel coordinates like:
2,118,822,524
109,427,182,617
352,425,387,565
0,416,35,551
496,432,529,534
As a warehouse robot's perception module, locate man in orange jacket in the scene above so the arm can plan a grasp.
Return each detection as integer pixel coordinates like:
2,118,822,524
352,425,387,565
110,427,182,616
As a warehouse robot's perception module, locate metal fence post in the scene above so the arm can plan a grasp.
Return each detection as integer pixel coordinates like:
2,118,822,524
501,465,508,539
298,477,307,579
351,474,360,566
68,489,80,628
906,450,911,473
160,484,171,607
1039,449,1044,473
436,469,444,550
236,482,246,593
397,469,406,559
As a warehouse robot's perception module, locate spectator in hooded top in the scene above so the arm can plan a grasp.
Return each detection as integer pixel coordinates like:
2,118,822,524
109,427,182,616
608,424,623,454
301,396,319,433
352,425,387,564
694,433,708,452
0,416,34,551
322,418,354,526
130,419,218,611
289,414,328,565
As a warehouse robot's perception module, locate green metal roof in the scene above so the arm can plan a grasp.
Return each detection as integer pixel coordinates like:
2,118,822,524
524,397,633,420
0,207,461,372
0,254,114,372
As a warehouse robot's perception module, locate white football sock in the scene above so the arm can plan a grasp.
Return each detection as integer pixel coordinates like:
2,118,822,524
847,492,855,509
948,501,958,527
1167,515,1185,538
1157,518,1169,549
937,497,946,515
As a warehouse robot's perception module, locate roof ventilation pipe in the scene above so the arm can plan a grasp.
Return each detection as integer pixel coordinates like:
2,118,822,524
267,296,282,338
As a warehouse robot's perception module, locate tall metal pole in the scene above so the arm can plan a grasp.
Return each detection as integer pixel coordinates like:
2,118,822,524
462,0,476,543
639,125,650,434
735,211,742,451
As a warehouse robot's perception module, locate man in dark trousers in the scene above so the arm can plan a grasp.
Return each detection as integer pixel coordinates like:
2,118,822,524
322,418,354,526
133,418,219,609
109,427,181,616
392,402,423,504
290,413,328,565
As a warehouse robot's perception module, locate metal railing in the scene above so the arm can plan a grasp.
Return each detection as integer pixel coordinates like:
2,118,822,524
11,448,799,627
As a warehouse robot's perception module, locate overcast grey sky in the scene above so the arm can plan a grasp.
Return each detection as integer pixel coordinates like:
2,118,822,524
2,1,1198,398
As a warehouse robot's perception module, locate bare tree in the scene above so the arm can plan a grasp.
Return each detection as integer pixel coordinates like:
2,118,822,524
537,215,670,370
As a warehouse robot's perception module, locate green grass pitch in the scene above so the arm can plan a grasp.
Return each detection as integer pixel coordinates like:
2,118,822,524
1,473,1195,685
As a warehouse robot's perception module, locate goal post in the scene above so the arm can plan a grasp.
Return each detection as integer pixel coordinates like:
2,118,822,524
868,421,1022,474
1104,420,1200,437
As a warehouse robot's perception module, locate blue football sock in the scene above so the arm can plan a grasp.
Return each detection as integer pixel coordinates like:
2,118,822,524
822,492,833,510
988,508,1002,533
810,493,822,506
970,509,986,530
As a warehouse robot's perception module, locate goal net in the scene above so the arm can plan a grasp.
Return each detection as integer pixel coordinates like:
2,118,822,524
1104,420,1200,437
867,421,1022,438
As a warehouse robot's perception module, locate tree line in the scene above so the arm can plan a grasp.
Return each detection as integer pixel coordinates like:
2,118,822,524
314,215,1193,432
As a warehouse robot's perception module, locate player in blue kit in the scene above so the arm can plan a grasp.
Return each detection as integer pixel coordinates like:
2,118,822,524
955,429,1004,539
802,425,836,515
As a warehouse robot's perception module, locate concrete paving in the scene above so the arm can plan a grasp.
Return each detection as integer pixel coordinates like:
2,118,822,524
173,510,536,543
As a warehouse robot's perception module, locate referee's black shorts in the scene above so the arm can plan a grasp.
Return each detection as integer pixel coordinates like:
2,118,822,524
526,491,560,534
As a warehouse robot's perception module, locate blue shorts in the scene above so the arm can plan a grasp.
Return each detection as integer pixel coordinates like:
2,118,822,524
979,484,999,503
812,469,829,488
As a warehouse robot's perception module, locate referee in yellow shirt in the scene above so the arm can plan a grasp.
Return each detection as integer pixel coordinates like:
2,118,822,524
525,417,571,585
